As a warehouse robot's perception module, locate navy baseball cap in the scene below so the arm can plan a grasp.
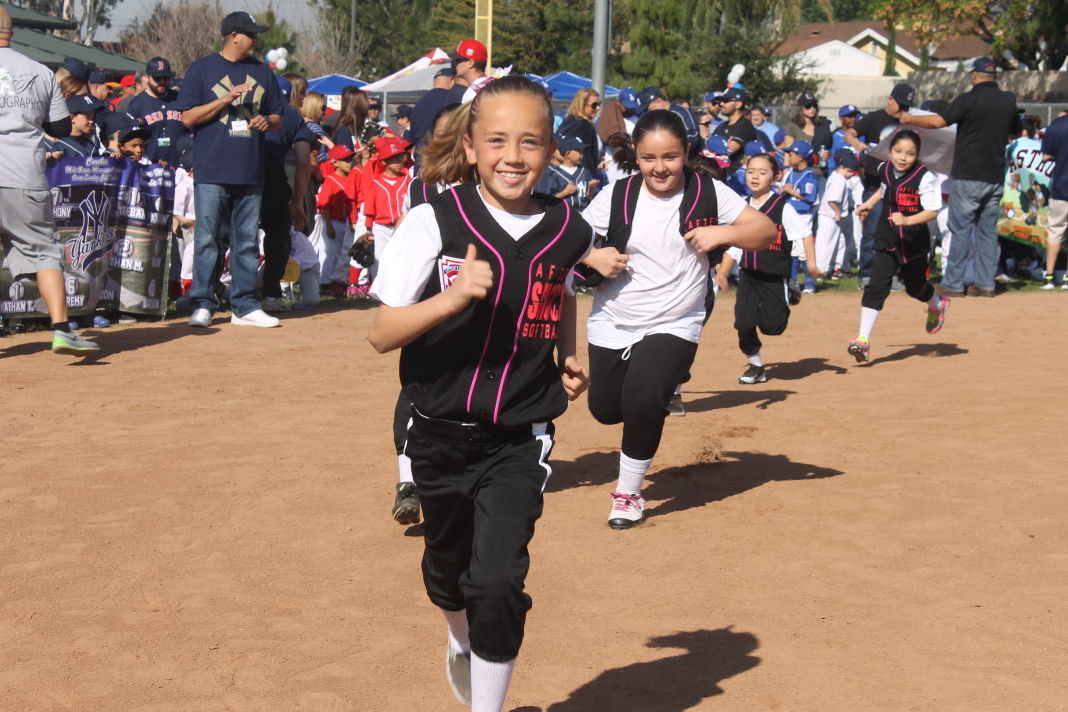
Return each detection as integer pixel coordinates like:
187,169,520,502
88,69,111,85
722,86,747,103
66,94,104,114
705,135,730,155
619,87,641,111
394,104,412,119
220,11,268,36
784,140,813,156
797,91,818,108
114,118,150,144
146,57,174,79
743,140,765,157
972,56,997,74
61,57,89,82
557,135,589,153
835,150,861,170
367,95,382,107
638,86,665,110
890,83,916,109
275,74,291,97
434,66,455,78
838,104,861,118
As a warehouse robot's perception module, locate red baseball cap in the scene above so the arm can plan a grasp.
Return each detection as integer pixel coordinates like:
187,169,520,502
328,145,356,161
455,39,488,63
120,74,136,88
374,136,412,162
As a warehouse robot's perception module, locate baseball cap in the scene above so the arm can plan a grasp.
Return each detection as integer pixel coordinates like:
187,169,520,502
838,104,861,118
705,135,730,155
275,74,291,97
784,140,813,157
454,38,488,63
434,66,455,79
835,150,861,170
773,128,786,145
557,134,589,153
743,140,765,157
115,118,150,144
145,57,174,79
367,95,382,108
890,83,916,109
328,144,356,161
797,91,818,108
972,56,997,74
220,11,268,36
88,69,111,85
394,104,412,119
619,87,640,111
120,74,136,88
66,94,104,114
722,86,747,103
704,90,723,103
61,57,89,82
374,136,412,161
638,86,665,111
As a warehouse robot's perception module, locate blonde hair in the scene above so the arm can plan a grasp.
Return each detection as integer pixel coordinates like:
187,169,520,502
301,91,325,121
567,88,598,121
284,73,307,110
420,76,555,188
59,75,85,98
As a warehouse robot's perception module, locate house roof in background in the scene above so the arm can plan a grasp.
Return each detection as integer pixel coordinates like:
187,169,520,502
0,1,77,31
777,21,988,61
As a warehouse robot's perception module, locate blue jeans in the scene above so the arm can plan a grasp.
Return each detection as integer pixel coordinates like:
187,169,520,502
943,178,1004,292
191,183,263,316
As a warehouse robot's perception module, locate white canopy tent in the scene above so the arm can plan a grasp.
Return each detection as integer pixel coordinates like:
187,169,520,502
362,48,452,94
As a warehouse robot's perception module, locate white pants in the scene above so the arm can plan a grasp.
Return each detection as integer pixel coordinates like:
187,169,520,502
815,216,845,274
369,222,395,279
310,215,353,285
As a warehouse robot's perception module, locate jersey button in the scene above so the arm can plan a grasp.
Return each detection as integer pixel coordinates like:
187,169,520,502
486,371,496,380
514,249,525,260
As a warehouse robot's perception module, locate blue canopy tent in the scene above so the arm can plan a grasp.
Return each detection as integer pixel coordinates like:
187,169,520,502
541,71,620,102
307,74,367,95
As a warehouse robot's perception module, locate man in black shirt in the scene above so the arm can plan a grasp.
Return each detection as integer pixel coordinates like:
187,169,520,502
713,86,758,165
409,67,454,169
846,82,914,284
901,57,1021,296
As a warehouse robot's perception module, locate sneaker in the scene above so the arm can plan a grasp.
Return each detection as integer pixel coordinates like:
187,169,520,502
346,284,360,298
231,309,280,327
667,392,685,416
608,491,645,530
392,482,421,525
92,314,111,328
445,645,471,705
738,364,767,384
926,296,950,334
831,269,843,280
787,280,802,305
1062,280,1068,291
802,287,816,295
847,336,870,364
1041,274,1055,290
261,297,291,313
51,329,100,355
188,308,212,328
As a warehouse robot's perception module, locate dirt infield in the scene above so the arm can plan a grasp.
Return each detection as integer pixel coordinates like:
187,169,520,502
2,291,1065,711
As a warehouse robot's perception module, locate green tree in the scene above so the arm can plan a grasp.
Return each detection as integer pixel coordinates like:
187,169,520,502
974,0,1068,70
255,7,305,75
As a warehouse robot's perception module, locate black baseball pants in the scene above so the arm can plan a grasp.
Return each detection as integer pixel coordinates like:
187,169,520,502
734,269,790,356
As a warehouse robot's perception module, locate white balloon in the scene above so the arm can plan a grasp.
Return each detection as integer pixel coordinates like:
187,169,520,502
275,58,287,71
727,63,746,85
276,47,288,59
266,49,278,63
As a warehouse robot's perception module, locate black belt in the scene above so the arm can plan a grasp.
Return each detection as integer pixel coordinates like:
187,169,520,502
411,408,532,444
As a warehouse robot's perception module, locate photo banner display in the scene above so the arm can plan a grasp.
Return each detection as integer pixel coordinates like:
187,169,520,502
0,157,175,319
997,136,1053,248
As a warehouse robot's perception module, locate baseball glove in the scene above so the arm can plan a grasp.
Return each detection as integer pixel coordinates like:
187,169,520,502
349,232,375,266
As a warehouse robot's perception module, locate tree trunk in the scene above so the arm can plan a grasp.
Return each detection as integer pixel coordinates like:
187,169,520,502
883,23,898,76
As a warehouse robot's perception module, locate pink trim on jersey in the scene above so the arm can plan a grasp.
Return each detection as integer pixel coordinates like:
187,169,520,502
493,202,571,424
452,190,509,421
683,173,703,226
884,162,924,263
622,175,638,225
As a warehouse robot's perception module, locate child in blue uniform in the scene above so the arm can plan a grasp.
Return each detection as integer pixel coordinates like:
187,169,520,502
780,140,819,292
369,76,591,712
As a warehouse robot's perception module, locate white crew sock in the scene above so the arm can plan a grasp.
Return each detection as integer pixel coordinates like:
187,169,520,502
859,307,880,340
471,653,515,712
747,351,764,367
442,608,470,655
397,453,414,485
927,293,942,310
616,453,653,495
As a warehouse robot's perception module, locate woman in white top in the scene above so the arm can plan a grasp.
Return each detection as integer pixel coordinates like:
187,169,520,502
580,109,776,529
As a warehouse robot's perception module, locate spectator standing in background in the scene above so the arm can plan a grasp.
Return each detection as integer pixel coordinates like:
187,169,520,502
127,57,187,166
1040,112,1068,288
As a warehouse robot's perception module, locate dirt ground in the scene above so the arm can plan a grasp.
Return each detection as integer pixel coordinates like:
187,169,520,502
2,290,1066,712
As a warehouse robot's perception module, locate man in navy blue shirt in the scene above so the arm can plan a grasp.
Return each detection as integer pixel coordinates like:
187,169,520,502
127,56,188,166
1041,113,1068,287
176,11,285,328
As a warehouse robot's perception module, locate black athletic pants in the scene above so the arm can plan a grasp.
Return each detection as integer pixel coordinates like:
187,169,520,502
406,412,554,662
260,159,293,300
393,390,412,456
734,269,790,356
587,333,699,460
862,248,934,311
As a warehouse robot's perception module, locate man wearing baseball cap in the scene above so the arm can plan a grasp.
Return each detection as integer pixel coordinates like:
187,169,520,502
174,10,286,328
899,57,1022,297
408,67,453,161
0,8,99,354
87,69,116,103
127,56,188,166
443,38,487,105
713,86,760,164
393,104,412,141
638,85,699,148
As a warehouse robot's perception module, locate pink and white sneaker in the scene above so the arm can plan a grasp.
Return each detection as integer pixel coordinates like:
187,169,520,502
608,491,645,530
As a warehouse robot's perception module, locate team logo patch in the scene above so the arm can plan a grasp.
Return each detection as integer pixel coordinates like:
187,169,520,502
438,255,465,291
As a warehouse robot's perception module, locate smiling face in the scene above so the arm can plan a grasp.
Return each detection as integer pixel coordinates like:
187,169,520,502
890,136,918,173
70,112,95,136
635,128,687,199
750,108,765,127
463,92,554,214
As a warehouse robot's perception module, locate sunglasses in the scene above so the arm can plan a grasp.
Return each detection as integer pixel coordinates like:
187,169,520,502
588,101,601,109
699,121,712,127
802,103,818,109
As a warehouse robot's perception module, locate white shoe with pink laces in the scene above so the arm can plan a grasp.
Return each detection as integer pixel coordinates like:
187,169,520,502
608,491,645,530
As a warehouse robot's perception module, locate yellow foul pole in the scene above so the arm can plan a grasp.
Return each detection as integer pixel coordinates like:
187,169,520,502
475,0,493,66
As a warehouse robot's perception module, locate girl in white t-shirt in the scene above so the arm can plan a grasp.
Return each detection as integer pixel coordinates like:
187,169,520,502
580,109,776,529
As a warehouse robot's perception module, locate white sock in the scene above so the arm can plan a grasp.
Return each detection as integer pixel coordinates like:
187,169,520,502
397,453,413,484
747,352,763,367
616,452,653,495
859,307,880,340
927,293,942,310
471,653,515,712
442,609,470,655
